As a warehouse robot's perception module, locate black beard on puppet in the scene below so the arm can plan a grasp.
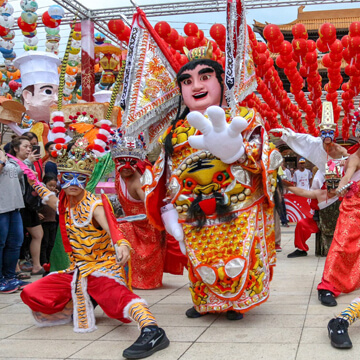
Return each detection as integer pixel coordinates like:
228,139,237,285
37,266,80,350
187,192,235,228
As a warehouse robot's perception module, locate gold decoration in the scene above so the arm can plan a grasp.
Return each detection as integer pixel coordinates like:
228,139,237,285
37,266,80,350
183,42,213,62
320,101,336,131
56,137,96,176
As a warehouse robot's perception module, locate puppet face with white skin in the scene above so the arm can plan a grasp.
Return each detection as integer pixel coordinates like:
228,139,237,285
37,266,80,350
22,83,59,122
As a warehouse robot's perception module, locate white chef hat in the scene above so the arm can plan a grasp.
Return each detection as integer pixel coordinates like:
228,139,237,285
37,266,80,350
14,51,61,89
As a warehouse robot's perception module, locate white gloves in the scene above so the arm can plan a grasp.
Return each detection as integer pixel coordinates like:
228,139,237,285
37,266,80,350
187,106,248,164
161,204,186,255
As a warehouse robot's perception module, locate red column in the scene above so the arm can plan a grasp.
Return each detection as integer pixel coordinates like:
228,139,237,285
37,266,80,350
81,19,95,102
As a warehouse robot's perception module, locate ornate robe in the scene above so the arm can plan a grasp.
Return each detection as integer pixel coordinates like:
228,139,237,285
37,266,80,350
143,107,282,313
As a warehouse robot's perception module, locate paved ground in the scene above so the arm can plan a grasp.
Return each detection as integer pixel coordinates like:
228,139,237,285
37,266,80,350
1,224,359,359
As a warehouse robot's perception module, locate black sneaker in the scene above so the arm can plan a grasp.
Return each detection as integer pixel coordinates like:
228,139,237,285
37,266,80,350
328,318,353,349
185,306,206,318
226,310,243,320
287,249,307,258
122,326,169,359
318,290,337,307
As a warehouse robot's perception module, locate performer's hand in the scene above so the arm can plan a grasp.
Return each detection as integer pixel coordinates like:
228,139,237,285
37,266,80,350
187,106,248,164
161,203,184,241
115,245,130,266
269,128,290,138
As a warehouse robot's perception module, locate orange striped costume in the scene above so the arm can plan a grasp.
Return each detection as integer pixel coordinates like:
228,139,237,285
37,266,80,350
21,189,157,332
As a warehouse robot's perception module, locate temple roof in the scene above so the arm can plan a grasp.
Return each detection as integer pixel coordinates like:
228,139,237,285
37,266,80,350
253,6,360,33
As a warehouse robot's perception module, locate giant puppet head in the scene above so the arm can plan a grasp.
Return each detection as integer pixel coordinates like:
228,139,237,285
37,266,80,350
14,51,60,123
176,45,225,114
319,101,336,144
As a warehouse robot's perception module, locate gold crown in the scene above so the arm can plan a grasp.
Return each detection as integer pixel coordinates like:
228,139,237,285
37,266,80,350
183,41,213,62
56,137,96,176
320,101,336,131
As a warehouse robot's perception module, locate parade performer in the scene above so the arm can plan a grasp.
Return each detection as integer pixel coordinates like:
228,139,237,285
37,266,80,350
317,115,360,307
20,115,169,359
8,51,61,155
142,46,281,319
286,164,341,254
271,102,348,175
110,131,166,289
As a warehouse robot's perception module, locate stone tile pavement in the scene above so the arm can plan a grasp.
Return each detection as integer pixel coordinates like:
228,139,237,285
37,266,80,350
0,224,358,359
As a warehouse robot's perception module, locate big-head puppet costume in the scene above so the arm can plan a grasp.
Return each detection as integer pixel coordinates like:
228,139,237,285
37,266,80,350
121,1,282,317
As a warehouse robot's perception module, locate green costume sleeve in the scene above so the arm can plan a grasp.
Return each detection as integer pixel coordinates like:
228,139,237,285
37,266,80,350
50,153,115,271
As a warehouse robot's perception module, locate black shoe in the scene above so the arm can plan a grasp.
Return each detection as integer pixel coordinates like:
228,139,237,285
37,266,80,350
185,307,206,318
318,290,337,307
122,326,169,359
328,318,353,349
287,249,307,258
226,310,243,320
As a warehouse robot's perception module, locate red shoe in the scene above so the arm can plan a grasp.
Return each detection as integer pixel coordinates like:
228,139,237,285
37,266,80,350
275,244,282,252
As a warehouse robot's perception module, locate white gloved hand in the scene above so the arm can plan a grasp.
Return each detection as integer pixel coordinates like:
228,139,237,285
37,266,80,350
161,204,184,242
187,106,248,164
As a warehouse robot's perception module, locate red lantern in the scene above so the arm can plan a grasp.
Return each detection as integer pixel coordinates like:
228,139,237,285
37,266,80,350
108,19,125,35
292,38,307,56
173,36,185,52
196,30,204,41
279,41,292,56
263,24,281,43
117,27,130,41
165,28,178,45
330,39,343,54
42,11,61,28
185,36,200,50
305,51,318,64
319,23,336,44
342,48,352,63
184,23,198,37
179,54,188,66
17,17,37,32
350,22,360,37
316,38,329,53
154,21,171,38
292,23,308,39
209,23,226,41
74,23,81,32
306,40,316,52
349,36,360,54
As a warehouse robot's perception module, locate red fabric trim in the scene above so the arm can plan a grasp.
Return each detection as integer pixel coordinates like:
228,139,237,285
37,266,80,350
101,193,126,244
145,170,167,231
134,8,181,73
58,191,72,253
52,127,66,133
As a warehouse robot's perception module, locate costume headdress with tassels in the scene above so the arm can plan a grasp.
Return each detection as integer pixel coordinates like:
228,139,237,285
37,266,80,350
109,129,147,161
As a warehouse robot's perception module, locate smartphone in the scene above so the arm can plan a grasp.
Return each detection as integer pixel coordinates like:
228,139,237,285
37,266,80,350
32,145,41,155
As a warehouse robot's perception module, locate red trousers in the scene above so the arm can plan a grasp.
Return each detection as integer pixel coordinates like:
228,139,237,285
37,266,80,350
21,272,140,323
294,217,319,252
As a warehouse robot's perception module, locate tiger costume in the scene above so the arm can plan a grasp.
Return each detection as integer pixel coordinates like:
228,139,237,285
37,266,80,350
21,189,157,333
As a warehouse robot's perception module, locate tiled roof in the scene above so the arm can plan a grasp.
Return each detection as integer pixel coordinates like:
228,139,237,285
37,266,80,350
253,6,360,31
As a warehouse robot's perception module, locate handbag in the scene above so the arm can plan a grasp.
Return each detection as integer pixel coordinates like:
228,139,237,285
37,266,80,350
23,175,42,211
